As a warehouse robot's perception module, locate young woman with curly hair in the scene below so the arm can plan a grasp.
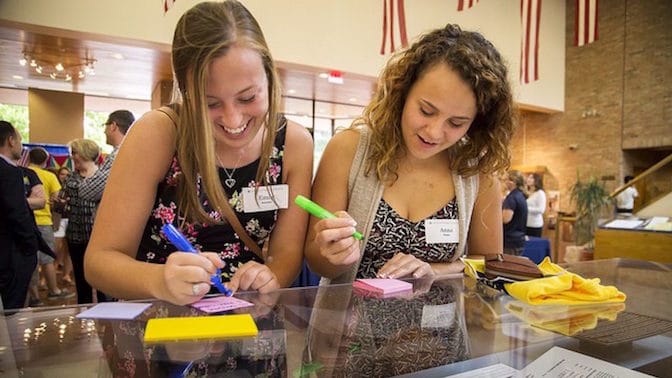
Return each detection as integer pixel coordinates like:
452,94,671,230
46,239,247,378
305,24,516,284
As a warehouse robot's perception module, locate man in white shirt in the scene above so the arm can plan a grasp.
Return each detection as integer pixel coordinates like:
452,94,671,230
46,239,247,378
615,175,638,214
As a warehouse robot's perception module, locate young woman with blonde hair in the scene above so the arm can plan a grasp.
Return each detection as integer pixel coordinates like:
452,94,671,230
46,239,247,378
85,1,313,306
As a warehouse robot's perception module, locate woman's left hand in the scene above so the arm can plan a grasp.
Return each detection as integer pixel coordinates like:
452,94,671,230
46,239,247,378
227,261,280,293
377,252,435,280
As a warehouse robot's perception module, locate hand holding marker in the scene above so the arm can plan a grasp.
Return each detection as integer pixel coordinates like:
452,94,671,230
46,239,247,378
161,223,232,296
294,195,363,240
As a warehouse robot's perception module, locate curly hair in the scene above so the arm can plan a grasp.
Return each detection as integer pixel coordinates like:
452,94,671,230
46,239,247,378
355,24,516,183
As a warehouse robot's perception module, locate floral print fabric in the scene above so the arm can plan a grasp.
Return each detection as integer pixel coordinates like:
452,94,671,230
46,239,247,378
136,121,287,286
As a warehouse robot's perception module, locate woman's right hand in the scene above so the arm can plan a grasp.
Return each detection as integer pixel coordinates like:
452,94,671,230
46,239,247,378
313,211,361,268
161,252,224,305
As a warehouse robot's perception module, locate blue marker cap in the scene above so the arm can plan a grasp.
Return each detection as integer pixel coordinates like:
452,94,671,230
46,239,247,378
161,223,232,297
162,223,197,253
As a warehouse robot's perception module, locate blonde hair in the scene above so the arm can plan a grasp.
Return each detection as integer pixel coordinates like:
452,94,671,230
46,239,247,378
171,1,282,224
68,139,100,162
355,24,516,183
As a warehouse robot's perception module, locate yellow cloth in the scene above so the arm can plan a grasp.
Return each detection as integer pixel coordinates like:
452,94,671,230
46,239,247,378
506,302,626,336
462,258,485,279
29,164,61,226
505,267,627,305
465,257,626,306
537,257,566,276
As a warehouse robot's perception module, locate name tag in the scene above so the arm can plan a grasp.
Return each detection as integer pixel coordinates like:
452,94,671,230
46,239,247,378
425,219,459,244
242,184,289,213
421,303,456,328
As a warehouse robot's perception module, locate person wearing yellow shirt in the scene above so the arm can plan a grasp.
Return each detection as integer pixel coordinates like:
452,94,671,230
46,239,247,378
27,147,74,302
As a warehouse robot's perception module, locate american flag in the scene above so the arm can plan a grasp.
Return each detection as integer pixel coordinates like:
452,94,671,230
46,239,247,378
164,0,176,14
575,0,599,46
520,0,542,84
380,0,408,55
457,0,479,11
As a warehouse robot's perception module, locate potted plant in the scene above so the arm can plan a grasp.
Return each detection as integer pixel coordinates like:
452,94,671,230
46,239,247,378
569,175,611,250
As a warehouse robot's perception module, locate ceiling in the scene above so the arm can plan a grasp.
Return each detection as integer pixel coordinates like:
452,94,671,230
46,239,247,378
0,21,376,119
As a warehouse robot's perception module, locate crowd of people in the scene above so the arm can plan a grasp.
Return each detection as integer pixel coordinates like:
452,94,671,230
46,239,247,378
0,0,635,310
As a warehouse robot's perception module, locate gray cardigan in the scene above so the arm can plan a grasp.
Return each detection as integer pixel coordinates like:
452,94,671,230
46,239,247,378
321,126,480,285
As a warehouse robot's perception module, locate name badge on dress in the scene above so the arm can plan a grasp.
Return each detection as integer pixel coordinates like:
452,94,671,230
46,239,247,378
425,219,459,244
421,303,456,328
242,184,289,213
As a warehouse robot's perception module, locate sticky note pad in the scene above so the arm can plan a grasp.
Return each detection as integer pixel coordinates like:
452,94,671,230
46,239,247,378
143,314,258,343
190,296,254,314
76,302,152,320
353,278,413,295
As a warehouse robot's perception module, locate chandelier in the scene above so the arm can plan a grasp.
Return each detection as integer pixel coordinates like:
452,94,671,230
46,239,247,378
19,51,96,82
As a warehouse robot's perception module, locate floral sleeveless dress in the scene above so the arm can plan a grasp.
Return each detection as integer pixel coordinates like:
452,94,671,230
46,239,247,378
136,119,287,285
357,197,459,278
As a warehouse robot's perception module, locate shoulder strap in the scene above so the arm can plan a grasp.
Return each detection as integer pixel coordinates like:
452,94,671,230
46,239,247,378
156,105,179,126
157,105,265,260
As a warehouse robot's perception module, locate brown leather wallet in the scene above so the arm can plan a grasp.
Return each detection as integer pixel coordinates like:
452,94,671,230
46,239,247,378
484,254,543,281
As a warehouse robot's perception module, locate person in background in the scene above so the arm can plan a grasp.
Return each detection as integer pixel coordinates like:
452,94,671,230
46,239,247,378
305,24,515,284
525,173,546,237
53,166,73,285
15,150,46,307
77,110,134,203
85,1,313,308
57,166,71,184
502,170,528,255
57,139,107,304
0,121,39,309
614,175,638,215
27,147,74,303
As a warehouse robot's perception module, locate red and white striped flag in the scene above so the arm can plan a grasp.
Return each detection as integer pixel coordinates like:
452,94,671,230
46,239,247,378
457,0,479,11
575,0,599,46
380,0,408,55
164,0,176,14
520,0,542,84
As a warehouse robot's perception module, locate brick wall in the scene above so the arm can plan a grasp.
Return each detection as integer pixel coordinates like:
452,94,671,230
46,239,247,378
511,0,672,212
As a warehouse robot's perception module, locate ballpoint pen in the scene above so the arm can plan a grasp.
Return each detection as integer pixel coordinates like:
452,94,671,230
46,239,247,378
161,223,233,296
294,195,363,240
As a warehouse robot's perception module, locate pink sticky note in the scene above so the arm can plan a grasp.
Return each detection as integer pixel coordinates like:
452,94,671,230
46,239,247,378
190,296,254,313
353,278,413,295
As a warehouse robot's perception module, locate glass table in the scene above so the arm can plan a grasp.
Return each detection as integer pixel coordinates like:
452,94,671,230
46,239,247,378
1,258,670,377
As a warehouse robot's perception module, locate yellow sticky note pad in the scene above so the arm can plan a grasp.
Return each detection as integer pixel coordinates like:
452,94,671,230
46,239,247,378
144,314,258,343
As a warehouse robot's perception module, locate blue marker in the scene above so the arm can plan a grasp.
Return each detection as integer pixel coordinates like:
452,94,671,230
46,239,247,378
161,223,232,297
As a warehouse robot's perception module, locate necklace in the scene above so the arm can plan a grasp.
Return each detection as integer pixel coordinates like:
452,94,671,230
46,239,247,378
217,153,243,189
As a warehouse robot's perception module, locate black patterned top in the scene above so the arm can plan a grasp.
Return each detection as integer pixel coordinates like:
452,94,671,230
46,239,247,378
136,121,287,285
357,197,459,278
336,282,470,377
63,172,100,244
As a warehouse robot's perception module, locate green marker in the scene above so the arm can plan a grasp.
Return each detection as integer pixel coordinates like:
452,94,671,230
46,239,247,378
295,195,363,240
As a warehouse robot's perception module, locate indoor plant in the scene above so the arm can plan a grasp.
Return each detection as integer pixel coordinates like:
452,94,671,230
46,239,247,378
569,175,611,249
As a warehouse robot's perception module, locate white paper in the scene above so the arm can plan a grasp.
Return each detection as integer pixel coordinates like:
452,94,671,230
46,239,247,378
521,346,654,378
646,216,669,226
75,302,152,320
603,219,643,229
447,347,654,378
446,363,519,377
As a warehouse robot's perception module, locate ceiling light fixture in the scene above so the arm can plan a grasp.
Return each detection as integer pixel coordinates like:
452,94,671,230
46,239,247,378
20,51,96,82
